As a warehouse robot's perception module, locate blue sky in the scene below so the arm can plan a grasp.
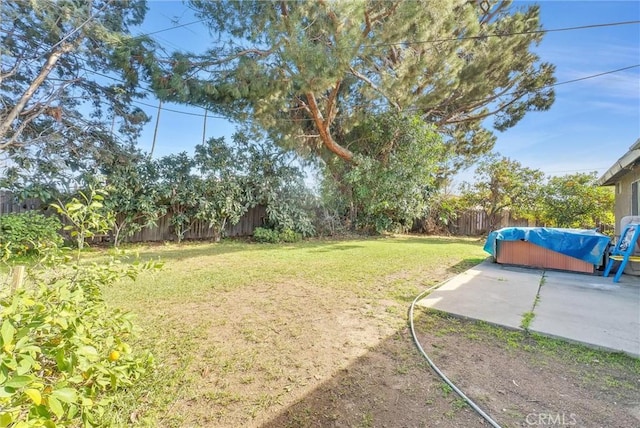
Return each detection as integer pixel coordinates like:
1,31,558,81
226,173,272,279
133,1,640,186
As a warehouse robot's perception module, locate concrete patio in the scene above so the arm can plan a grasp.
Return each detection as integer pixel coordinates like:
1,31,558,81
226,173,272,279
417,261,640,357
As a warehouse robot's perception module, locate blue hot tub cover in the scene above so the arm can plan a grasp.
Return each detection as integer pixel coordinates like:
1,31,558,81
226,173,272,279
484,227,611,265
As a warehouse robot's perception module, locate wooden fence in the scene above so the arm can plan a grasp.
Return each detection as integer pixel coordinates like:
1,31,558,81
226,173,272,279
0,191,42,215
449,209,530,236
0,190,267,241
0,190,610,239
123,205,267,242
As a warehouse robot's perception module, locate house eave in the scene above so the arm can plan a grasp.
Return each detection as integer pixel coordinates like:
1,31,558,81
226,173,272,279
597,138,640,186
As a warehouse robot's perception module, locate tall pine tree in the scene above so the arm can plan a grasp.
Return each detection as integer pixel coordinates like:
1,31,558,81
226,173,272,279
152,0,555,169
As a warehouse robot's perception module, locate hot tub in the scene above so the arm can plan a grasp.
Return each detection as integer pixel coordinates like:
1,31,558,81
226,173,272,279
484,227,611,274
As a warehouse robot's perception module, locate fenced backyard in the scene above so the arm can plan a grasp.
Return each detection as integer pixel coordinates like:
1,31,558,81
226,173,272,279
0,190,612,239
0,190,267,242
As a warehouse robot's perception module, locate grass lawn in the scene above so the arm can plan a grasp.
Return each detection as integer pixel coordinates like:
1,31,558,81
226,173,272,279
99,235,487,426
8,235,637,427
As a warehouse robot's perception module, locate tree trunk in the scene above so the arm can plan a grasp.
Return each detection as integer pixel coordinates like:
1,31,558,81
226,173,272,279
304,91,354,162
0,43,75,149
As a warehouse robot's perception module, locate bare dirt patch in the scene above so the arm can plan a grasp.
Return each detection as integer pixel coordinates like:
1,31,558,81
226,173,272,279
128,281,639,427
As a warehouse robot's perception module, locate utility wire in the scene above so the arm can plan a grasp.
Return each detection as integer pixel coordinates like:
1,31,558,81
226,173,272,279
132,64,640,119
372,20,640,48
4,14,639,121
136,19,206,38
550,65,640,87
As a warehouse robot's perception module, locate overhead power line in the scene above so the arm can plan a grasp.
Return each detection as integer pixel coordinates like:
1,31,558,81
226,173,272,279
550,65,640,87
136,19,206,38
131,64,640,119
134,18,639,51
374,20,640,48
5,13,639,122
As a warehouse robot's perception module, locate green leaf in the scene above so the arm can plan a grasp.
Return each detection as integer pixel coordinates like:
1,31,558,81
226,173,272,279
55,348,66,371
67,403,78,419
53,317,68,329
78,345,99,361
5,375,33,388
16,356,34,375
2,358,17,370
1,320,15,347
48,395,64,418
0,412,13,428
51,387,77,404
0,387,14,398
25,388,42,405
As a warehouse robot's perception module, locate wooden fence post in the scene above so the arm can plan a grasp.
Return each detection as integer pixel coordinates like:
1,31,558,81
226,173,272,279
11,265,25,291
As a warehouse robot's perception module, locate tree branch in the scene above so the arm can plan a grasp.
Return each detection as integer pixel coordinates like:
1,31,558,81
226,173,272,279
305,91,353,162
348,66,400,111
0,42,76,149
326,80,341,124
441,93,523,126
0,58,22,85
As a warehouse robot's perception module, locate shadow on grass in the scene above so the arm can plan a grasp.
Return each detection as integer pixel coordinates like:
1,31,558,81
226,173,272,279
259,309,639,428
259,320,482,428
112,235,486,262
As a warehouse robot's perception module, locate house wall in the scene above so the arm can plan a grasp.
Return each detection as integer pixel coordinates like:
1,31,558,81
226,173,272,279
613,165,640,276
615,165,640,235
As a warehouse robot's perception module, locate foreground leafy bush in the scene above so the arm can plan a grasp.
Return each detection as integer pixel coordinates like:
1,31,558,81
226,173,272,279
253,227,281,243
0,254,160,427
279,229,302,243
252,227,302,244
0,212,62,261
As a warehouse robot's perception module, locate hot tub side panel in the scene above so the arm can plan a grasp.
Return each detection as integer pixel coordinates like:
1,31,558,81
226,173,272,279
496,240,595,274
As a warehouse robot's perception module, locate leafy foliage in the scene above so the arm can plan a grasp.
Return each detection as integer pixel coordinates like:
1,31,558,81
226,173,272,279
460,153,544,231
252,227,282,244
419,191,465,235
0,212,62,261
195,131,316,238
252,227,302,244
156,0,555,171
51,187,115,253
1,0,154,153
0,247,160,427
322,114,445,233
194,137,248,242
540,172,614,229
153,153,200,243
102,155,165,247
459,158,614,232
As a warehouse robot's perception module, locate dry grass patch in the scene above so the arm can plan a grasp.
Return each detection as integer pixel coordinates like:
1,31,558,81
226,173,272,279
100,236,487,426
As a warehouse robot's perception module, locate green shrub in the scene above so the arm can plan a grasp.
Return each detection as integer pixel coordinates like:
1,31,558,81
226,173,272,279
252,227,281,243
252,227,303,244
279,228,302,243
0,211,63,261
0,253,161,427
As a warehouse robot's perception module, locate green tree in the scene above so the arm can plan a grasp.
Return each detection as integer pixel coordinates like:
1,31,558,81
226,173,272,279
230,131,316,236
460,153,544,231
103,155,165,247
154,153,200,243
541,172,614,229
51,186,115,257
154,0,554,169
322,113,445,233
195,131,316,238
194,137,248,242
0,0,155,152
